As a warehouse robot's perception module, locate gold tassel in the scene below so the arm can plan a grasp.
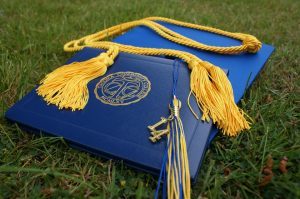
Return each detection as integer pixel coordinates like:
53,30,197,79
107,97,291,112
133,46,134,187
188,60,250,136
37,46,119,111
166,97,191,199
150,97,191,199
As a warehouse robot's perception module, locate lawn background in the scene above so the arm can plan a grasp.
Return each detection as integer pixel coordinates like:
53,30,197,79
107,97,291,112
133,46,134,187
0,0,299,198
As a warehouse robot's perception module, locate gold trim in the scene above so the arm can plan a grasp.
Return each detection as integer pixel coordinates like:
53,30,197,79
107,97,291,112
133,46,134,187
94,71,151,106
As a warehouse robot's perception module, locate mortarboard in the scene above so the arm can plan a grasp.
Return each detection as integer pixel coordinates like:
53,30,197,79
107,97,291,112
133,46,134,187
5,17,274,199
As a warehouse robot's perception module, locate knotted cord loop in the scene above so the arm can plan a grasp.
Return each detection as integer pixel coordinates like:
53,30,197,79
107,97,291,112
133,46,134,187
240,34,262,53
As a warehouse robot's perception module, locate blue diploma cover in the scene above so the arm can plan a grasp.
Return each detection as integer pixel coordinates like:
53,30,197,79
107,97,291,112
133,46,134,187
5,22,274,182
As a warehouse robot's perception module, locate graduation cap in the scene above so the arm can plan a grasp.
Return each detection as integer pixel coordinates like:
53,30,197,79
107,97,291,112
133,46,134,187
5,17,274,199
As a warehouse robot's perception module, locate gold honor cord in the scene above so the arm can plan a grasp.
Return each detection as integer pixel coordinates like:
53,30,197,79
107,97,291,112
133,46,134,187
37,17,262,136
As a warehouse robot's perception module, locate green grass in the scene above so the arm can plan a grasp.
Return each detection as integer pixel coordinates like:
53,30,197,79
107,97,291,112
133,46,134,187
0,0,299,198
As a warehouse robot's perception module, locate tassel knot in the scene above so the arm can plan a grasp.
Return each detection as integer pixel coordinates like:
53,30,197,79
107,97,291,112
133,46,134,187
187,59,199,70
188,59,214,71
97,53,114,66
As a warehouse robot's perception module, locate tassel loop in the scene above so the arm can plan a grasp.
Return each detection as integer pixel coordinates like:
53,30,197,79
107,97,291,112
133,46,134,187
37,46,119,111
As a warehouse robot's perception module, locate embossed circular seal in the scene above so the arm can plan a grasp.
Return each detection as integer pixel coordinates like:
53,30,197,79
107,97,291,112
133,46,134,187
94,72,151,106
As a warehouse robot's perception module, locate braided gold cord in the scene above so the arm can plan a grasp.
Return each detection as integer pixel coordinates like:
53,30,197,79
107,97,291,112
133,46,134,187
64,17,262,56
38,17,262,136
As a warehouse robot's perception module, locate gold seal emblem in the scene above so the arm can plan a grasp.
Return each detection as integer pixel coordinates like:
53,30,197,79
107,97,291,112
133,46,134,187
94,72,151,106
